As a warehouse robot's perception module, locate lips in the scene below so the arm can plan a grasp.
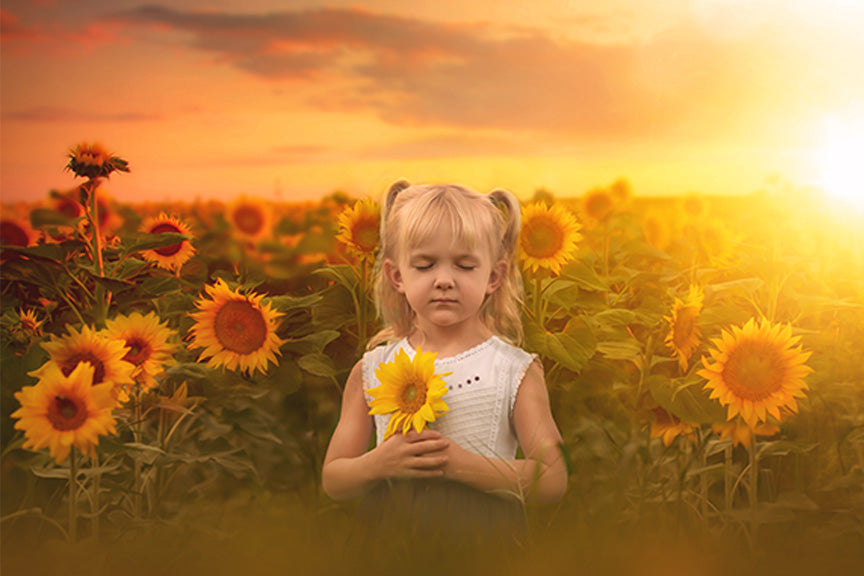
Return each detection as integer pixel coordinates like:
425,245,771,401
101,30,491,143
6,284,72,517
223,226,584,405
431,298,457,304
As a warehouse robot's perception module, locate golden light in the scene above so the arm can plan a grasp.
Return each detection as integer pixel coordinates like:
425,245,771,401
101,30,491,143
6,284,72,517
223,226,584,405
817,115,864,211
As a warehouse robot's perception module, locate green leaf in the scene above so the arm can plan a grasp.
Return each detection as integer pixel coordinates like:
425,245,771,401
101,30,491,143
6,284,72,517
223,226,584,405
525,318,596,373
268,293,323,314
647,373,726,425
560,260,608,292
312,264,359,292
280,330,341,355
121,232,191,256
596,340,643,366
297,353,338,378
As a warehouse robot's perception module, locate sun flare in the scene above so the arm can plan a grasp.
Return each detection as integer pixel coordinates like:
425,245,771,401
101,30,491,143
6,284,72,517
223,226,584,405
818,115,864,211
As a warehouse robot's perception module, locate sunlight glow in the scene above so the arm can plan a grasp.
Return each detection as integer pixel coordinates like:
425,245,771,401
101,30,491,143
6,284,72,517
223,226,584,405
818,115,864,211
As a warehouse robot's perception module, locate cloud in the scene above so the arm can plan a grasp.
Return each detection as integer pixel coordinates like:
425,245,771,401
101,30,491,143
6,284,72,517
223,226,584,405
3,106,162,123
113,5,864,141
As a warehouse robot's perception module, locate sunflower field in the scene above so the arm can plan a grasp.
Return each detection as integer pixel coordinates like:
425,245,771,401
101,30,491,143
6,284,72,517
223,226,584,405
1,145,863,575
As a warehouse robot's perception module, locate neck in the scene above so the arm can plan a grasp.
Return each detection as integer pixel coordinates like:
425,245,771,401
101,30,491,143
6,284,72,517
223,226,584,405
407,321,492,358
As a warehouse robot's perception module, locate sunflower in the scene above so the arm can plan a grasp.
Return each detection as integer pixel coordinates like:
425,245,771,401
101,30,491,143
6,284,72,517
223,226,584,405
336,198,380,258
664,285,704,372
519,202,582,274
699,318,812,430
1,215,39,262
31,324,136,405
103,312,177,391
187,279,286,375
140,213,196,271
642,210,671,251
647,406,696,447
712,419,780,448
581,187,615,223
367,347,451,440
227,196,272,242
66,142,129,180
12,362,117,464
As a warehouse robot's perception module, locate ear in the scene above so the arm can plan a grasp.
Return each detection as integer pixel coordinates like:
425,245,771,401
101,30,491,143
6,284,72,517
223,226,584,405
486,259,508,295
383,258,405,294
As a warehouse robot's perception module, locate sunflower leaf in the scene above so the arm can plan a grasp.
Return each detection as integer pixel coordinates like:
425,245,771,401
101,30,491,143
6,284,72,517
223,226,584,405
121,232,192,256
298,353,337,378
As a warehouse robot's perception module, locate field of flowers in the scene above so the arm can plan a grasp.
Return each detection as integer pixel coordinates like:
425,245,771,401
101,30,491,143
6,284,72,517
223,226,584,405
1,144,863,575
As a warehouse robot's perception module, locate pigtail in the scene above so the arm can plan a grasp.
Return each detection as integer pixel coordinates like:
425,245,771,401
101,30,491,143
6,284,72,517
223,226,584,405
368,180,413,350
488,188,521,264
487,188,525,345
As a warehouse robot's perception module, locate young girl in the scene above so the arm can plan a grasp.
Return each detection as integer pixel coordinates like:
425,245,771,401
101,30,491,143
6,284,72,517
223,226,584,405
322,182,567,551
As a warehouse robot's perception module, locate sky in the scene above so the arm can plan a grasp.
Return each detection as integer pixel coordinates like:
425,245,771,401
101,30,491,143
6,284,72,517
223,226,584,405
2,0,864,205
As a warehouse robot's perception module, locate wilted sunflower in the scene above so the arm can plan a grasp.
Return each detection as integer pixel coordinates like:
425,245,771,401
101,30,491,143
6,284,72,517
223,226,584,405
66,142,129,180
367,347,451,440
647,406,696,447
104,312,177,391
519,202,582,274
712,419,780,448
664,285,704,372
336,198,380,258
12,362,117,464
187,279,285,376
31,324,135,405
140,213,196,271
699,318,812,430
227,196,272,242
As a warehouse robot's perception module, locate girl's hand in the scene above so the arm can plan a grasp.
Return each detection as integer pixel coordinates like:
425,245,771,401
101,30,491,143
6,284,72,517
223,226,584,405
370,429,450,480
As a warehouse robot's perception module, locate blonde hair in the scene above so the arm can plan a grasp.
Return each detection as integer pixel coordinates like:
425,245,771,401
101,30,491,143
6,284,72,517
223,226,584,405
368,182,524,349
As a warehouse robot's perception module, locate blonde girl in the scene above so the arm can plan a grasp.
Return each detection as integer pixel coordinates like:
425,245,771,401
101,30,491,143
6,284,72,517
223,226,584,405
322,182,567,548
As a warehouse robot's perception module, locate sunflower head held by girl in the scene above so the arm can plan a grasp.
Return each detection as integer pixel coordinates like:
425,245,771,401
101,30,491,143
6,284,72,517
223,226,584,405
322,182,568,556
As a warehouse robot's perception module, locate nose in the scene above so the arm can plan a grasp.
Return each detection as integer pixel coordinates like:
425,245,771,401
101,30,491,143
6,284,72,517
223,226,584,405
434,269,454,289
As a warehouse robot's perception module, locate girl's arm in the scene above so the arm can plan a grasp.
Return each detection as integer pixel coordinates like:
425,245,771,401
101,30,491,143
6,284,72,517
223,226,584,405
440,360,568,504
321,361,451,501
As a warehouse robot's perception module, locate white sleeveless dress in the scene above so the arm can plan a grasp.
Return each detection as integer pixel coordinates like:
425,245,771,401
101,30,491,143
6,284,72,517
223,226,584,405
361,336,537,458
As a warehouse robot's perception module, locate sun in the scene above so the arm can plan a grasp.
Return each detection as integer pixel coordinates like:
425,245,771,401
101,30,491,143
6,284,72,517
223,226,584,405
817,115,864,211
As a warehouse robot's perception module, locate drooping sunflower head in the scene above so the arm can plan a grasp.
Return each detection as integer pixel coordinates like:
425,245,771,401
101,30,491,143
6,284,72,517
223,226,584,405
12,362,117,464
664,285,704,372
367,347,451,440
519,202,582,275
227,196,272,242
66,142,129,180
30,324,136,406
699,318,813,430
641,210,672,251
712,418,780,448
140,212,196,271
646,406,696,447
104,311,177,390
0,215,39,262
187,279,286,376
336,198,380,259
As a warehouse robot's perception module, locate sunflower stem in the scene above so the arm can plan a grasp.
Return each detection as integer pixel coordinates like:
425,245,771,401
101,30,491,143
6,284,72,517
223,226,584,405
68,447,78,543
533,274,544,328
134,386,143,521
724,443,733,512
358,256,368,350
91,452,101,540
748,436,760,552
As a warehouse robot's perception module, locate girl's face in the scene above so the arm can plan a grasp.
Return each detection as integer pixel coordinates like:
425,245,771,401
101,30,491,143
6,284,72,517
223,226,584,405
385,224,505,335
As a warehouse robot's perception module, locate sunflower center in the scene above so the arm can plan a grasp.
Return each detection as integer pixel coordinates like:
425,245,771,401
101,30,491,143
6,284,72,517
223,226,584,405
354,220,380,252
214,300,268,355
233,205,265,236
523,216,564,258
0,221,29,247
722,342,785,401
150,222,184,256
672,306,699,349
585,193,613,220
399,380,427,413
123,337,152,366
61,355,106,385
47,395,88,431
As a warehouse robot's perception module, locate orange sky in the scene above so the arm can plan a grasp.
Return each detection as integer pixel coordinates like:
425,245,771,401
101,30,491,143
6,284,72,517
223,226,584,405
2,0,863,205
